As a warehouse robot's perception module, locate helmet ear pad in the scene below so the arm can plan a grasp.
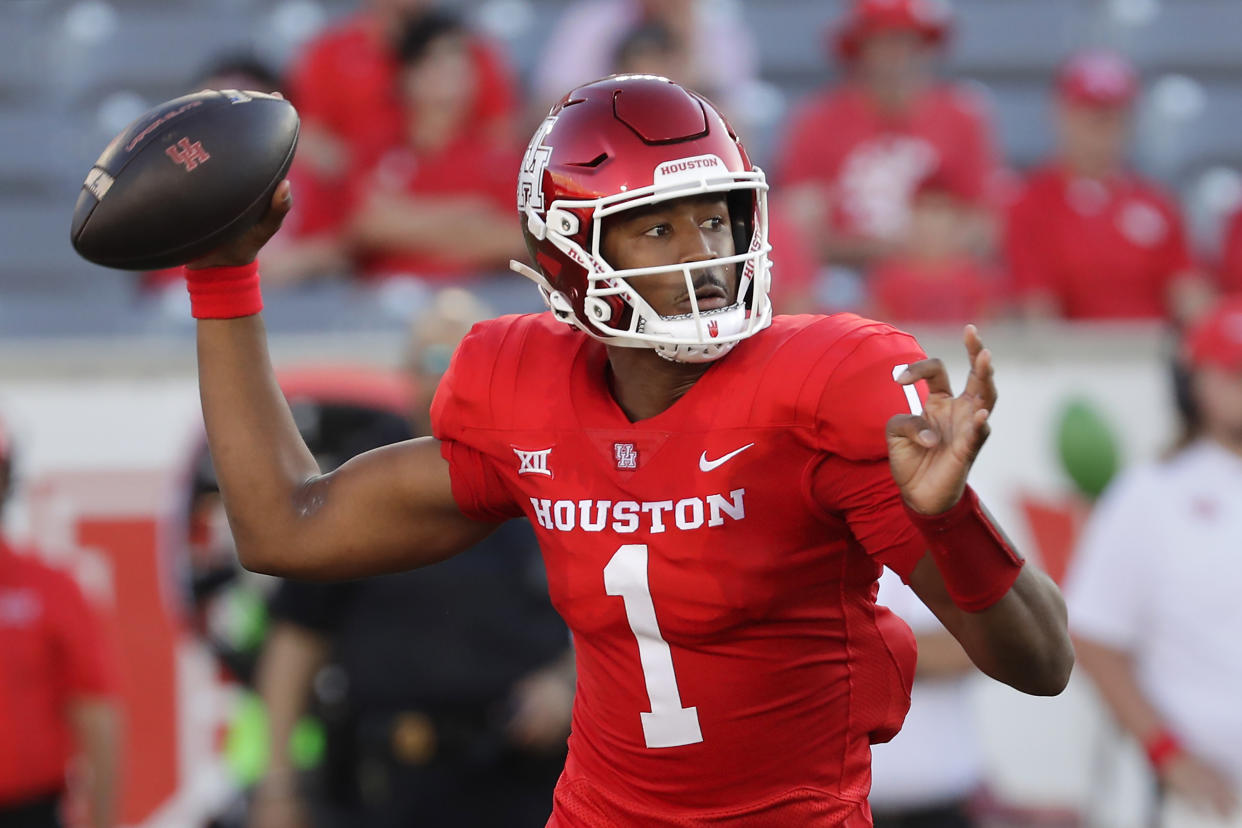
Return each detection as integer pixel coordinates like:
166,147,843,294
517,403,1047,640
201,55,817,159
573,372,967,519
727,190,754,258
585,224,635,330
727,189,759,305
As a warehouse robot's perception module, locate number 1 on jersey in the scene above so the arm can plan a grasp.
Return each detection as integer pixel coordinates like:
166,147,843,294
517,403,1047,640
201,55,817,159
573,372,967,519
893,363,923,415
604,544,703,748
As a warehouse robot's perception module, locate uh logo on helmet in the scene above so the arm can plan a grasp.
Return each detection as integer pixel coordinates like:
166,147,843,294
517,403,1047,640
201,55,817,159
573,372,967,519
510,74,773,364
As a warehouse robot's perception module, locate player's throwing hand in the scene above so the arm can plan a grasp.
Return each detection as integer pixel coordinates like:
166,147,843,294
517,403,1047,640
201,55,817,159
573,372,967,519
187,180,293,270
886,324,996,515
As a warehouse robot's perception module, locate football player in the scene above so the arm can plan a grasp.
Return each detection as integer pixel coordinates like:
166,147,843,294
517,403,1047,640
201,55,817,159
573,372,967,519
185,76,1072,825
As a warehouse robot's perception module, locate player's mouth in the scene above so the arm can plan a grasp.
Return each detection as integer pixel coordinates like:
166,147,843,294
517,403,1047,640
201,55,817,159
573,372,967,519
677,275,731,312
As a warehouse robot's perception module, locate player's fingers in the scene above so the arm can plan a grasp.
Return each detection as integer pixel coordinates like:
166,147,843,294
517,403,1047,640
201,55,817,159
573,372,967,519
887,413,939,447
964,345,998,411
897,358,953,397
255,181,293,237
272,179,292,214
968,407,992,452
963,324,983,360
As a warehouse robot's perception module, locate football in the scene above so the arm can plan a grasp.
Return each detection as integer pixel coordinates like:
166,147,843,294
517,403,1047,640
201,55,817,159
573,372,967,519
70,89,299,270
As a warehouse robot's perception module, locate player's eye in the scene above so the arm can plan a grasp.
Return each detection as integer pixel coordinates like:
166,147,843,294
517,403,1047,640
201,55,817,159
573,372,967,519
643,223,672,238
701,216,727,231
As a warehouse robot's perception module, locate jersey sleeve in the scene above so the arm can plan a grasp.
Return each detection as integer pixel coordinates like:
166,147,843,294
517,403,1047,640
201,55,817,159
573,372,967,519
430,320,525,524
1063,469,1155,651
48,572,119,697
807,453,927,579
810,323,929,461
795,321,931,578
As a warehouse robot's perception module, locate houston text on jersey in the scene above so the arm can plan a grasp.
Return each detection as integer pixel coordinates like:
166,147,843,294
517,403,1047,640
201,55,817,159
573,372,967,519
529,489,746,534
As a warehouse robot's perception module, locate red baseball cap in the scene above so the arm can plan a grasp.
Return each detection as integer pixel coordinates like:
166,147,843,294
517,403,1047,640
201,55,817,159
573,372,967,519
1185,296,1242,373
1056,50,1139,108
833,0,952,62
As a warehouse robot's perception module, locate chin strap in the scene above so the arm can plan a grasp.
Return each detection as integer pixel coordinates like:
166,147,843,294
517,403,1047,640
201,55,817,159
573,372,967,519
644,304,748,363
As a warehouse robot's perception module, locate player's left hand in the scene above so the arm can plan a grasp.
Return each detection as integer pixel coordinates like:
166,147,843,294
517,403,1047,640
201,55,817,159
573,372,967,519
886,325,996,515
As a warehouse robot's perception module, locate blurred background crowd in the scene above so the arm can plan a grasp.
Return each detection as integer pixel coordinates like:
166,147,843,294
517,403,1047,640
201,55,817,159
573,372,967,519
2,1,1242,827
3,0,1242,330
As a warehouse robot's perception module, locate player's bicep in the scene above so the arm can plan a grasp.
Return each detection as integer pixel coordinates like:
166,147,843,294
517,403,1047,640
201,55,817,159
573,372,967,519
282,436,499,580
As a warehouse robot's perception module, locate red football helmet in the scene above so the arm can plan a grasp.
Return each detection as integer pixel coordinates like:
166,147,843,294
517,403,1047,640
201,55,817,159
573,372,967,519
511,75,772,363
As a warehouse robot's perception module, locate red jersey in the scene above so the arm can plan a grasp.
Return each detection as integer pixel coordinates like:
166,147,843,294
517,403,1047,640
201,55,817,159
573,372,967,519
1005,164,1192,319
776,83,998,241
286,14,516,173
431,313,933,825
351,136,520,281
0,541,117,804
870,256,1003,324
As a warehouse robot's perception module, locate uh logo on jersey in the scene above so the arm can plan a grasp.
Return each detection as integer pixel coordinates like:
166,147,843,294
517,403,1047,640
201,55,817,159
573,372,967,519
513,444,749,535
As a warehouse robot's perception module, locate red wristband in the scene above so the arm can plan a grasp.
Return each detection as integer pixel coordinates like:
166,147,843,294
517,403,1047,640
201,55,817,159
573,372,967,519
1144,729,1184,771
183,261,263,319
904,487,1025,612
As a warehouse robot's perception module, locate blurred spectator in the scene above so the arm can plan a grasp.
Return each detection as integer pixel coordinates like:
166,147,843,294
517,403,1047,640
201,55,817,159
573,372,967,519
1005,50,1213,323
870,570,983,828
775,0,1000,293
286,0,515,193
142,55,349,294
869,168,1004,325
249,289,572,828
0,418,122,828
530,0,758,118
611,20,693,82
1216,206,1242,297
345,13,525,284
1066,297,1242,825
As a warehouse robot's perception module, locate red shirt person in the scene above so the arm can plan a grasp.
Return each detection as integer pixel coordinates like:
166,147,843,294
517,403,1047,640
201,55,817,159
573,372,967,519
1005,50,1207,321
286,0,515,224
870,170,1004,324
776,0,1000,274
346,13,524,283
185,76,1074,826
0,424,121,828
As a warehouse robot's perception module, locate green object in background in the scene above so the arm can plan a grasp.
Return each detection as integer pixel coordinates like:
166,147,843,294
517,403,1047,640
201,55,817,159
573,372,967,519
224,588,269,655
224,691,325,786
1055,397,1122,499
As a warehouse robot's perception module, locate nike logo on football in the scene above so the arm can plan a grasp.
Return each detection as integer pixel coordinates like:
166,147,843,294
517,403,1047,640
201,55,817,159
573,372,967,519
699,443,755,472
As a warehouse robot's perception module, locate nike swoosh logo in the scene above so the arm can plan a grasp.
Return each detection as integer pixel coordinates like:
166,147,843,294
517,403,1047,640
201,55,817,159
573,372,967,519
699,443,755,472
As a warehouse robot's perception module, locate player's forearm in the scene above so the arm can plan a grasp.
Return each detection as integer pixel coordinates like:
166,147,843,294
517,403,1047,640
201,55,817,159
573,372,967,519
197,315,323,573
350,197,487,250
946,566,1073,695
1072,637,1166,742
256,623,329,779
351,201,522,266
69,699,122,828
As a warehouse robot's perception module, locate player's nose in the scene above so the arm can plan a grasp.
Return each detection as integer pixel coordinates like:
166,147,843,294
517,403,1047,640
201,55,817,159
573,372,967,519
677,224,717,265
